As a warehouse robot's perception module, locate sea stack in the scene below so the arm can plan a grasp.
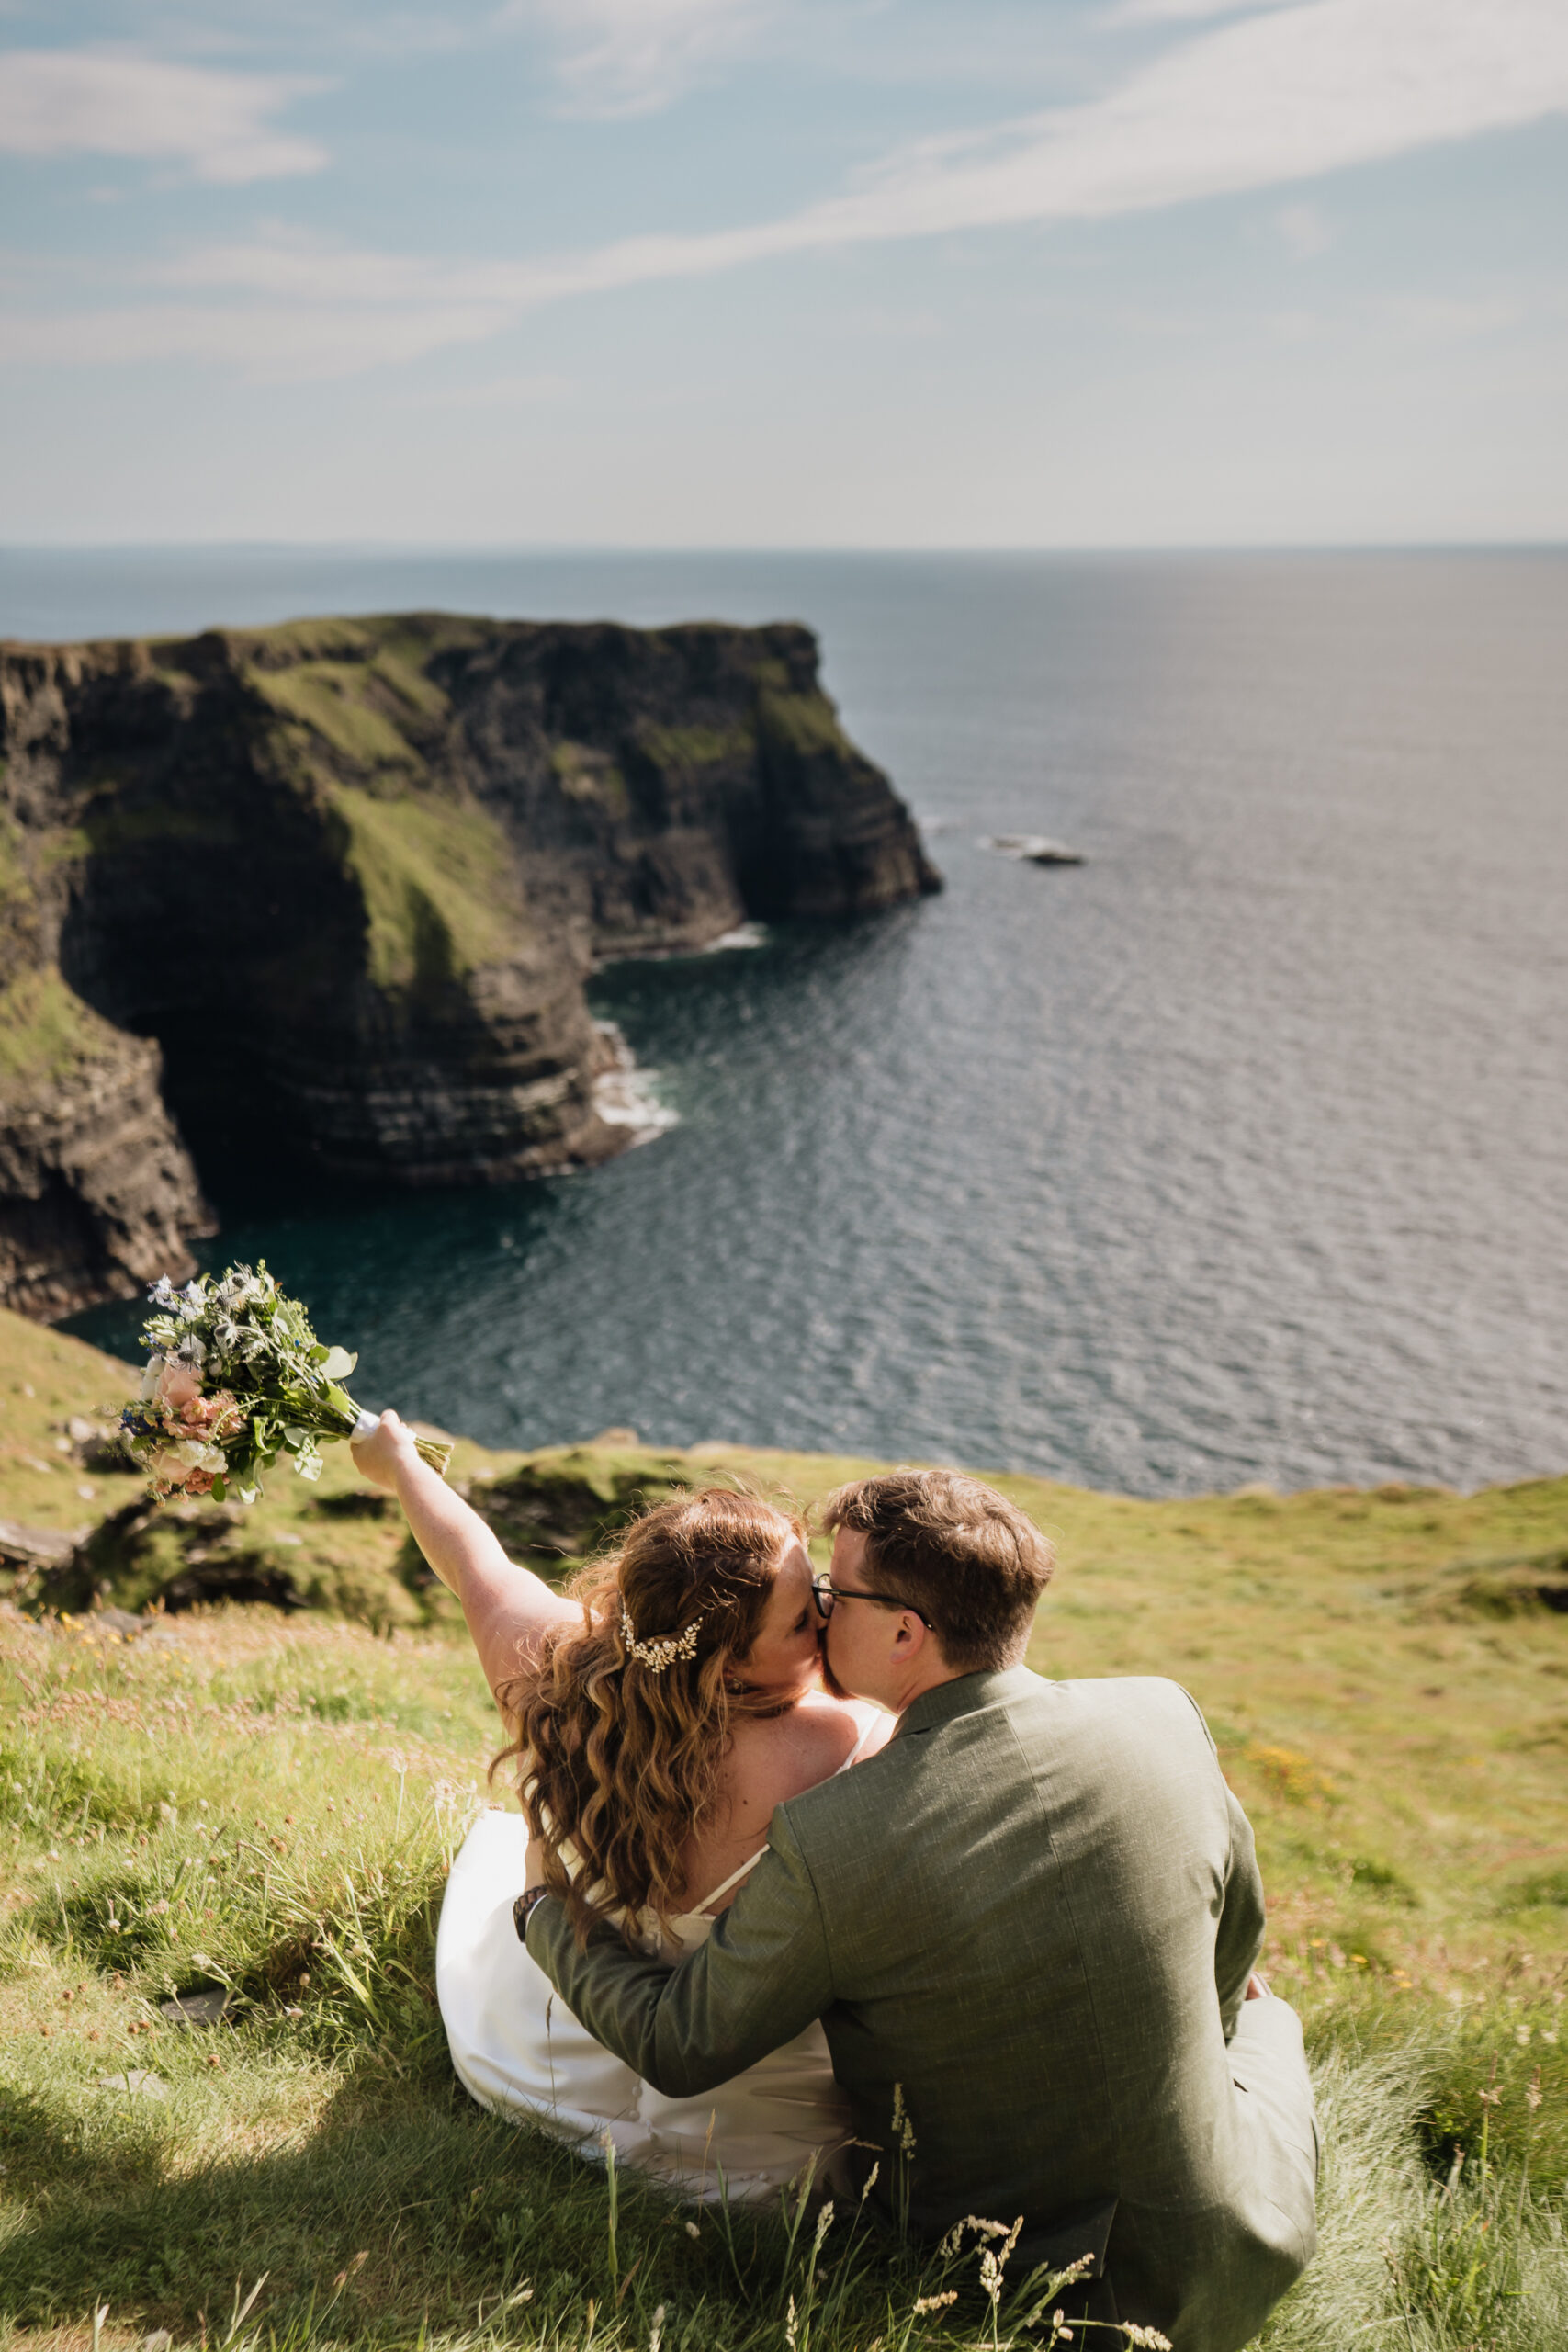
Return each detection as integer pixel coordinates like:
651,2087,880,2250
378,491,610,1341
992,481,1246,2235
0,613,940,1315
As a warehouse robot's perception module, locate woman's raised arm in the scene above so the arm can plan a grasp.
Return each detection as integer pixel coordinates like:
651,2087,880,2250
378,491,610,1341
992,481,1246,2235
351,1410,578,1711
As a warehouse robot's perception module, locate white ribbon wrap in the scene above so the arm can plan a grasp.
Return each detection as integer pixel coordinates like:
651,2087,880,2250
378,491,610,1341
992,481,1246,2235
352,1410,381,1441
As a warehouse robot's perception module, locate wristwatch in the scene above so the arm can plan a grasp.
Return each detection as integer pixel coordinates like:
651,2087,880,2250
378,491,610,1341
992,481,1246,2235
513,1884,553,1942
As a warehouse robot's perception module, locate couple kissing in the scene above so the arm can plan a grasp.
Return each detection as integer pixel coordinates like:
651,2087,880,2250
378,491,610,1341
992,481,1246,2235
352,1417,1318,2352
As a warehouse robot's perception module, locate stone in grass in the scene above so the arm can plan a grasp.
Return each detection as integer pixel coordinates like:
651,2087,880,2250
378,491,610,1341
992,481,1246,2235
96,2069,168,2099
160,1988,231,2027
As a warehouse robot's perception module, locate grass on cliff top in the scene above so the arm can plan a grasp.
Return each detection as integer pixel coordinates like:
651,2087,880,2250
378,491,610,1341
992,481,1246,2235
2,1306,1566,2350
0,974,140,1097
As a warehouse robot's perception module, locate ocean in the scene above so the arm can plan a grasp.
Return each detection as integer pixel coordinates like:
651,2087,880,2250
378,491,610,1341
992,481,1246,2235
9,545,1563,1498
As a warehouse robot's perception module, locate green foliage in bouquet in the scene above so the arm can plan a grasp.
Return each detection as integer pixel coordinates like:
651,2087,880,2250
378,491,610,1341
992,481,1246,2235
118,1261,450,1503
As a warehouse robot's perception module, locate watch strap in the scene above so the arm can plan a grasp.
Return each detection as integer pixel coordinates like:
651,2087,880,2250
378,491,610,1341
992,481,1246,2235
513,1883,553,1942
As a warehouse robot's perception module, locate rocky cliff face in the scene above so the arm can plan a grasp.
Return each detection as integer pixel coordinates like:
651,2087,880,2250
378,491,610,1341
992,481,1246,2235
0,613,939,1314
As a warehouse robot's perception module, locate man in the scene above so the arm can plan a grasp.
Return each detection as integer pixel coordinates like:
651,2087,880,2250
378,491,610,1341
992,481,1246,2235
524,1469,1318,2351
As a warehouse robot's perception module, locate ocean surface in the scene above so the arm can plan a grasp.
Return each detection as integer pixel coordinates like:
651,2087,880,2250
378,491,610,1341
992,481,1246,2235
10,545,1563,1498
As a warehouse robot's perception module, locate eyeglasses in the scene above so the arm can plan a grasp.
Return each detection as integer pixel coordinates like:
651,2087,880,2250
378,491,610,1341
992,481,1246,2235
810,1574,932,1629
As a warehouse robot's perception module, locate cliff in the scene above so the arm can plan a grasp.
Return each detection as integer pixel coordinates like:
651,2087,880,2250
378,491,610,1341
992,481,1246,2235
0,613,939,1314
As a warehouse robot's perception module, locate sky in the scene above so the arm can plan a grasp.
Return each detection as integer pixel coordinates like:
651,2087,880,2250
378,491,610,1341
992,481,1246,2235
3,0,1567,547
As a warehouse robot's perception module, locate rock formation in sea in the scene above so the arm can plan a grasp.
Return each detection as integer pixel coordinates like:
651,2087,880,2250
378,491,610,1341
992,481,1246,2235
0,613,940,1315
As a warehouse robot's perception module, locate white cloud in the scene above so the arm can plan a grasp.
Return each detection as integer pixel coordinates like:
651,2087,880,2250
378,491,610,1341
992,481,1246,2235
500,0,771,118
402,368,573,406
1277,200,1331,256
1107,0,1299,22
1387,293,1522,342
0,49,328,183
9,0,1568,379
448,0,1568,307
0,300,502,380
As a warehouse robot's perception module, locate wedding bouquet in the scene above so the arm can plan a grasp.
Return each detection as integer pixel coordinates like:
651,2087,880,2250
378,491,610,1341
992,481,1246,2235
119,1262,451,1503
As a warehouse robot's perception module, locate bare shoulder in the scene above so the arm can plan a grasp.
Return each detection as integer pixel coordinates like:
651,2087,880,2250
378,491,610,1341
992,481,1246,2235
758,1692,894,1781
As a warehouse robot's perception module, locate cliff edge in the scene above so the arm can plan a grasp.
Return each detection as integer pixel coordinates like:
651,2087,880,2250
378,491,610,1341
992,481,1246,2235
0,612,939,1315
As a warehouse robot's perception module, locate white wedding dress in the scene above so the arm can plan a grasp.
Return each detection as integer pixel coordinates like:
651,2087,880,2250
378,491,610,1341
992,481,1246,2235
436,1715,878,2204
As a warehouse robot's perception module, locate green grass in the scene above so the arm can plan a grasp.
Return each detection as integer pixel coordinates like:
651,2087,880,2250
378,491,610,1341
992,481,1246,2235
550,744,631,819
323,788,529,993
248,665,423,778
3,1309,1566,2348
0,974,130,1093
754,689,851,762
636,724,752,780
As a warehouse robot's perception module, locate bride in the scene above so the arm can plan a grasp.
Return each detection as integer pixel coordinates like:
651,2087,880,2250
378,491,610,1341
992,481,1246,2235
351,1411,889,2202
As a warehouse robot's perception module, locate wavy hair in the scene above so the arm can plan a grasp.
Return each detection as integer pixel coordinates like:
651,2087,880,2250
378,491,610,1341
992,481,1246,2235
493,1487,803,1944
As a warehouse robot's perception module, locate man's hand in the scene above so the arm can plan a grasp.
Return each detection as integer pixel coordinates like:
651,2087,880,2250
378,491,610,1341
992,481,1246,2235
350,1408,420,1493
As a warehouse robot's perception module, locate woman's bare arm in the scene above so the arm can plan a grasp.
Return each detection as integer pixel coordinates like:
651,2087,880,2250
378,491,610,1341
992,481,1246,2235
351,1411,577,1709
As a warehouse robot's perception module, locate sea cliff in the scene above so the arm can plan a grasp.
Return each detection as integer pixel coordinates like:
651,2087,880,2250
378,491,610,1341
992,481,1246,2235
0,613,939,1314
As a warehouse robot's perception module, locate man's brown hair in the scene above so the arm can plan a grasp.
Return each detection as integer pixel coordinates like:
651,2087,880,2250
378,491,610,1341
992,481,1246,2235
818,1469,1054,1672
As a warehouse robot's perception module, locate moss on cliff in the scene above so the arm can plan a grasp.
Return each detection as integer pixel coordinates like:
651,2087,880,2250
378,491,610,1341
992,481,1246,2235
328,786,529,992
756,685,852,759
550,741,630,818
0,810,27,910
0,970,125,1091
249,662,423,775
637,721,752,775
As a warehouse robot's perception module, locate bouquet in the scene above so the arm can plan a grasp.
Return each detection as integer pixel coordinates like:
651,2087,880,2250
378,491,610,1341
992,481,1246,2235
119,1261,451,1503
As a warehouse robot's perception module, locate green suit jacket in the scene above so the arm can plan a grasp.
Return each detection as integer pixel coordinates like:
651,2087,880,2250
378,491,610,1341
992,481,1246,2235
527,1668,1318,2352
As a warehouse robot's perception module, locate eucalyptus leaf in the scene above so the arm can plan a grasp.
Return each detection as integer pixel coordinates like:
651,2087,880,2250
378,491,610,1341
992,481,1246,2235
319,1346,358,1380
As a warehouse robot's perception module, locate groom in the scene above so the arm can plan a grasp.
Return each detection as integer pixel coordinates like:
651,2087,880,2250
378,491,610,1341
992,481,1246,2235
524,1469,1318,2352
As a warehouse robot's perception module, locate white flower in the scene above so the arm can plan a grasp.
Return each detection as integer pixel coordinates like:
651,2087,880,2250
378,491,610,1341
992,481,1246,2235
150,1276,176,1306
141,1353,166,1402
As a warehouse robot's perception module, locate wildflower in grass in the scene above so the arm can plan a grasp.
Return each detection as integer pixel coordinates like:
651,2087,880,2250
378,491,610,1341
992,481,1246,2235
911,2290,957,2314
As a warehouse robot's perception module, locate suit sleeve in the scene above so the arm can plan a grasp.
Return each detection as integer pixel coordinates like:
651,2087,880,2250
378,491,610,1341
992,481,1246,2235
525,1808,835,2098
1214,1785,1267,2041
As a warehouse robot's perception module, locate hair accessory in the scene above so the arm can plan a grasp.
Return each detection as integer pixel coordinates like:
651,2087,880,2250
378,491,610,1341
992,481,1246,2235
620,1600,705,1672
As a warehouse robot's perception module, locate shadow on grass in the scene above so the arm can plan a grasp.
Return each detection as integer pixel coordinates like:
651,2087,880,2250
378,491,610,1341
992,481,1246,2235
0,2073,863,2345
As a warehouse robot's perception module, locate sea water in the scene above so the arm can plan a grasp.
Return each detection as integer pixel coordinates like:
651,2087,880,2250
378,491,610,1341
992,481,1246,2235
11,545,1562,1498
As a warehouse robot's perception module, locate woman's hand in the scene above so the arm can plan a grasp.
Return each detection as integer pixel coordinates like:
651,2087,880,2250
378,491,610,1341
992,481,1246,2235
350,1407,421,1492
351,1409,577,1717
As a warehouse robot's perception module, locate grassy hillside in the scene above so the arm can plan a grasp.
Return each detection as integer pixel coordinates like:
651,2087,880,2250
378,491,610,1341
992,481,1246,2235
2,1306,1565,2350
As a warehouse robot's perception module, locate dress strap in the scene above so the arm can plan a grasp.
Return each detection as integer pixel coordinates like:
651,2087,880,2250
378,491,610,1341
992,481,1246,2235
689,1843,770,1917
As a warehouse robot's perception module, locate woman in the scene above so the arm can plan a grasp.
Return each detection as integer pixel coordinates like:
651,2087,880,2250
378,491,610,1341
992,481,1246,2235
351,1411,888,2201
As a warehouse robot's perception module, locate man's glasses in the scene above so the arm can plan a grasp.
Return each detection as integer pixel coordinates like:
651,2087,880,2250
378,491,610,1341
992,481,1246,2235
810,1574,932,1629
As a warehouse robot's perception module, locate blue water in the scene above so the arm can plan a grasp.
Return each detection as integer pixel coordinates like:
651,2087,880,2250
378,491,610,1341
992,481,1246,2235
14,545,1564,1498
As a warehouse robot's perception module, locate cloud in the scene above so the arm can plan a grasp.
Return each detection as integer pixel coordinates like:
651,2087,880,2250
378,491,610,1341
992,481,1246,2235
9,0,1568,379
500,0,772,118
1277,200,1331,256
0,49,328,183
0,300,503,380
402,368,573,406
1106,0,1299,22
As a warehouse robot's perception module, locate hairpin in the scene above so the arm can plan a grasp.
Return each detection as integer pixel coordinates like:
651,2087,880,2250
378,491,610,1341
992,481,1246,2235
620,1600,705,1672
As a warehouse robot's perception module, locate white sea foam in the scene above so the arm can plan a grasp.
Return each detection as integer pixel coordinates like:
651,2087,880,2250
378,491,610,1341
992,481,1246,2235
591,1020,679,1144
701,922,767,952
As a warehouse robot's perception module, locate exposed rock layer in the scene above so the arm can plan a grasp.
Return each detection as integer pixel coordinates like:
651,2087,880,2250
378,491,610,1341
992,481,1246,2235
0,612,938,1313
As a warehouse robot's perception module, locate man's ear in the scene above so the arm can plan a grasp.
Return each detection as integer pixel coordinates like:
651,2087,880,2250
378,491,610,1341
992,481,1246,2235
893,1611,926,1659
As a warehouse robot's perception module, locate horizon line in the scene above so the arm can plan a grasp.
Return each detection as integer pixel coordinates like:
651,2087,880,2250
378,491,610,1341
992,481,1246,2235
4,537,1568,560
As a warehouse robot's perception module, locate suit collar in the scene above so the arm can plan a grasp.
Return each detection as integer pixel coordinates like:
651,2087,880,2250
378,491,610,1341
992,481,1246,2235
894,1663,1041,1739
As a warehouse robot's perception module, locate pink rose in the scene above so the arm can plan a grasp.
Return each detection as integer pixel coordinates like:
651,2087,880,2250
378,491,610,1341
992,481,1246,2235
156,1362,202,1412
